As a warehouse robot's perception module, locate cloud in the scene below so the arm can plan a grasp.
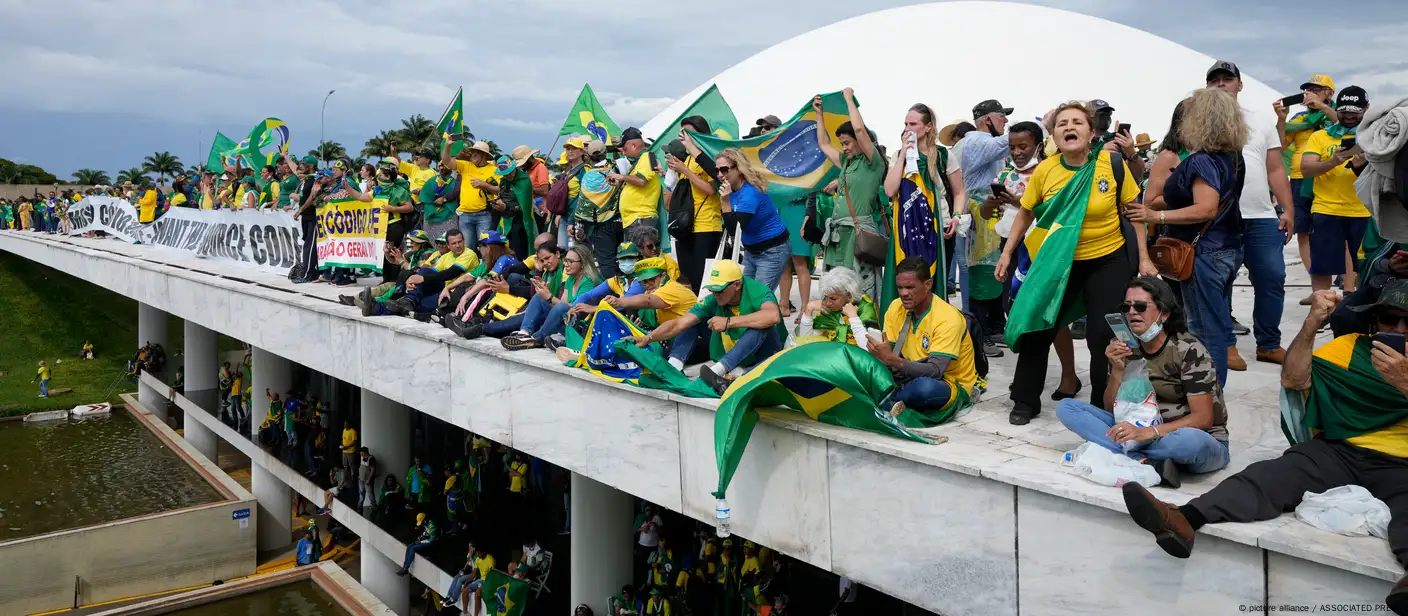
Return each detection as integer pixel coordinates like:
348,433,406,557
483,118,556,131
601,95,678,126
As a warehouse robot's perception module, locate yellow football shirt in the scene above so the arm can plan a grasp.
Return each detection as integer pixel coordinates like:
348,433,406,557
341,427,357,453
1312,335,1408,458
399,161,438,196
882,296,978,395
619,154,661,227
686,156,723,233
454,160,498,214
1303,130,1369,218
432,249,479,273
1020,150,1140,261
652,279,699,324
509,460,527,493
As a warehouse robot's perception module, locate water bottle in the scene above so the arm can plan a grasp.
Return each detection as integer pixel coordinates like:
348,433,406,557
714,498,731,538
904,131,919,174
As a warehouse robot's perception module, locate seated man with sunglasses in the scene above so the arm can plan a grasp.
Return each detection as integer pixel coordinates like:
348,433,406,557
1121,283,1408,614
1055,276,1231,488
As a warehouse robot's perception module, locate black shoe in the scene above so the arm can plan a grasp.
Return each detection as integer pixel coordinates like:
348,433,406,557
1231,318,1250,336
699,368,731,395
413,311,431,322
387,297,414,316
1009,403,1039,425
987,333,1008,348
337,295,356,306
983,340,1004,358
461,323,484,340
1155,458,1182,489
1051,379,1083,401
396,568,409,577
1070,319,1087,340
545,334,566,352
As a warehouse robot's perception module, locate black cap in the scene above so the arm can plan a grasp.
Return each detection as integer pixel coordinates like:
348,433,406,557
972,99,1013,119
619,127,645,143
755,115,781,129
1350,279,1408,312
1089,99,1115,113
1206,60,1241,81
1336,86,1368,112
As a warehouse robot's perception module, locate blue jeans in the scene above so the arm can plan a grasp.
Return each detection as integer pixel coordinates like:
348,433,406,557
521,296,571,342
1055,399,1230,473
402,541,432,570
894,377,952,409
483,313,525,338
1183,247,1240,386
743,241,790,292
669,322,782,373
447,575,482,603
955,233,970,311
458,211,493,246
39,379,49,397
1238,219,1286,351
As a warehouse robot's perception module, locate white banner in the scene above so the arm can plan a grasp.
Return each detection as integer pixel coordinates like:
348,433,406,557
66,198,305,274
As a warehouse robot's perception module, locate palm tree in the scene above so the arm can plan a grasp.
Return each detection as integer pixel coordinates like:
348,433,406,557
485,141,503,157
307,141,346,164
72,169,111,185
116,167,150,185
141,151,182,184
185,164,205,177
397,114,436,150
348,156,369,172
361,131,400,159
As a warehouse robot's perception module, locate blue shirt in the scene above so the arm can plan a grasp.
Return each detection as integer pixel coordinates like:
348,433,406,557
959,131,1011,202
1163,151,1245,253
296,537,315,565
575,279,644,306
730,182,787,246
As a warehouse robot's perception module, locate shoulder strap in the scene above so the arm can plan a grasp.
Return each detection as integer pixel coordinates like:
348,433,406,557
841,179,861,225
893,313,913,355
1110,151,1125,200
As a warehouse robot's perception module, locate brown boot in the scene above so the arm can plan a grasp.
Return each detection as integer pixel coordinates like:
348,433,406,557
1256,347,1286,365
1122,483,1195,558
1227,346,1248,371
1387,573,1408,615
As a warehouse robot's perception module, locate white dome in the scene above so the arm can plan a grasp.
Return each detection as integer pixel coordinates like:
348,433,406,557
644,1,1282,148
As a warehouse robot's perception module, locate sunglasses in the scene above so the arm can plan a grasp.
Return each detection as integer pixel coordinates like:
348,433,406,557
716,165,733,174
564,257,582,264
1119,301,1152,314
1376,312,1408,328
642,243,658,251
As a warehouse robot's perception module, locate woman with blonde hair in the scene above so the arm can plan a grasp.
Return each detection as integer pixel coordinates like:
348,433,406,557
716,147,790,290
994,100,1148,426
1126,87,1248,385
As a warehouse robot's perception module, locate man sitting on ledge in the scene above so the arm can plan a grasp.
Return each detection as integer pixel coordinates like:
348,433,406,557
1121,285,1408,614
375,229,477,318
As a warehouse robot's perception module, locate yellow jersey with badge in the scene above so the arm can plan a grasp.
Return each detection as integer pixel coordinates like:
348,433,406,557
686,156,723,233
1020,150,1141,261
431,249,479,274
454,160,498,214
882,296,978,394
399,161,438,196
619,154,661,227
1303,130,1369,218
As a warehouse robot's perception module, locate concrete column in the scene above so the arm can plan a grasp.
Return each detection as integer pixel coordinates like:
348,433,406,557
251,461,293,552
361,390,409,488
183,321,218,392
137,302,169,414
185,419,219,463
361,544,411,616
570,473,635,614
251,347,292,441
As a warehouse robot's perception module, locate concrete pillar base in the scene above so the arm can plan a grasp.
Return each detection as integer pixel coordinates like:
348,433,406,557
250,348,292,441
138,303,170,419
361,390,409,491
251,461,293,552
570,472,635,614
361,545,411,616
185,418,219,464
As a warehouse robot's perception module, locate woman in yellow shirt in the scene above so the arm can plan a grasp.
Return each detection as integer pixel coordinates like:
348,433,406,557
995,101,1145,425
669,121,724,293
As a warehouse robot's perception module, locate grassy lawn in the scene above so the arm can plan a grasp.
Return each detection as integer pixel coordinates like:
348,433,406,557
0,251,242,416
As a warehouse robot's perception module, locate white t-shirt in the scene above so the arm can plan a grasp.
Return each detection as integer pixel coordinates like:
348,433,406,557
522,543,544,568
637,514,662,547
1238,105,1281,220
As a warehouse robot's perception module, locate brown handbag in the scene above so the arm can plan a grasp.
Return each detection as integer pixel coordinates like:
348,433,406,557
841,182,888,266
1148,157,1237,281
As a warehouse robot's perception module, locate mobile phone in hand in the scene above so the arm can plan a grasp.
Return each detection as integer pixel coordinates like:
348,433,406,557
1105,313,1140,350
1281,93,1305,107
1374,332,1406,355
990,182,1008,196
1117,123,1131,135
1340,137,1358,152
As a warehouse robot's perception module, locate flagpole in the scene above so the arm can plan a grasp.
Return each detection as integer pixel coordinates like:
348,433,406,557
543,134,562,164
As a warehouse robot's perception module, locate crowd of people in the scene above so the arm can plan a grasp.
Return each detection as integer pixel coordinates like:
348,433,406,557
0,189,82,232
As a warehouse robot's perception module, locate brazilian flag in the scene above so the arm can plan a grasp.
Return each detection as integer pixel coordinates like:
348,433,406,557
231,118,291,171
485,569,528,616
436,86,466,156
566,302,717,398
713,343,932,502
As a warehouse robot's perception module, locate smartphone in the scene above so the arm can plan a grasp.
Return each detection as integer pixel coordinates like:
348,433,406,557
990,182,1008,196
1105,313,1140,350
1281,93,1305,107
1117,123,1131,135
1374,332,1406,355
1340,137,1358,152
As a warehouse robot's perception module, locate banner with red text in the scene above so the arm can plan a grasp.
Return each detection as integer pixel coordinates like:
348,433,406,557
315,197,387,271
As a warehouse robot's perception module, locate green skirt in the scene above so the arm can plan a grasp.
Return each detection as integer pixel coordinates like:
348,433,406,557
779,200,815,258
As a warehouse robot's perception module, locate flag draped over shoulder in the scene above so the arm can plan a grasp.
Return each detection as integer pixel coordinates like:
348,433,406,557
566,303,718,398
559,84,621,144
437,87,466,156
1003,158,1096,352
691,91,853,209
484,570,528,616
1303,335,1408,440
232,118,291,170
206,132,237,172
650,84,739,160
885,174,944,309
713,343,932,501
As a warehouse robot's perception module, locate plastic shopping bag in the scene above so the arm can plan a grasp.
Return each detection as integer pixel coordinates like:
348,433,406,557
1112,359,1162,453
1295,485,1391,538
1062,442,1160,488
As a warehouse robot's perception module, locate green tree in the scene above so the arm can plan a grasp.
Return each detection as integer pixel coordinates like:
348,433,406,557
397,114,436,150
361,131,400,159
0,158,60,184
141,151,182,184
116,168,150,185
307,141,347,164
72,169,111,185
348,157,369,173
485,141,503,157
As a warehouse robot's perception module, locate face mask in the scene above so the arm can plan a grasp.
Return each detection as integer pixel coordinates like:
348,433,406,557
1012,155,1039,171
618,259,637,275
1136,320,1164,343
986,121,1002,138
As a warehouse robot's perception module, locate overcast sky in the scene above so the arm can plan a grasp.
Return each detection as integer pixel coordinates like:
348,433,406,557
2,0,1405,180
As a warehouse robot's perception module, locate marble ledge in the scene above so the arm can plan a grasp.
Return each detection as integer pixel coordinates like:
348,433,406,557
1258,517,1404,582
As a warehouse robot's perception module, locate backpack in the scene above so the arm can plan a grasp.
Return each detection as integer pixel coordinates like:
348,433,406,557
545,163,584,216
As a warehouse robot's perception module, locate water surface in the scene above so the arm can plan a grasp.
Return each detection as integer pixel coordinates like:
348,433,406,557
166,581,347,616
0,410,223,541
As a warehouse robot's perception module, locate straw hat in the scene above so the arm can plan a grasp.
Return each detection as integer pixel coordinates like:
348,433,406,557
937,119,966,147
510,145,540,167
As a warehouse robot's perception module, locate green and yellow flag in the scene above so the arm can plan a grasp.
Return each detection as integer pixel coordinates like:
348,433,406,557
231,118,291,171
1003,157,1097,352
437,86,466,156
559,83,621,144
649,84,739,160
690,91,853,208
713,343,931,501
206,132,237,172
485,570,529,616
